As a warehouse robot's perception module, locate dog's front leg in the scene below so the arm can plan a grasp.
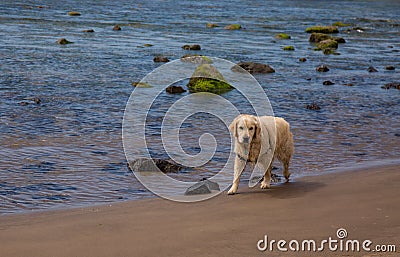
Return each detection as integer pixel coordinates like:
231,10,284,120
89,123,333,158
258,153,272,189
227,156,246,195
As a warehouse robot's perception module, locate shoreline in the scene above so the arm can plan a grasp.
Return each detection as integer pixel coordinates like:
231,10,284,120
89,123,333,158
2,158,399,217
0,162,399,256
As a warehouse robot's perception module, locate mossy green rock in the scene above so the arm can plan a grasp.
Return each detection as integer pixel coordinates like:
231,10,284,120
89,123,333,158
309,33,332,43
283,45,295,51
275,33,291,39
315,39,338,50
305,26,339,34
224,24,241,30
332,22,350,27
132,82,153,88
187,64,233,94
56,38,73,45
206,23,218,28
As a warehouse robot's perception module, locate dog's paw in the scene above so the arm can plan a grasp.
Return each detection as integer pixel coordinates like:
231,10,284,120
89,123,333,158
227,188,237,195
260,181,270,189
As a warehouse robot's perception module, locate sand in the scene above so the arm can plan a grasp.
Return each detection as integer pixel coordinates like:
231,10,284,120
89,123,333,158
0,164,399,257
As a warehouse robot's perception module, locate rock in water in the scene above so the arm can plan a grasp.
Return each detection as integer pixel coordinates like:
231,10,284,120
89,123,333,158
186,64,233,94
166,85,186,94
184,179,220,195
56,38,73,45
367,66,378,72
381,82,400,90
153,56,169,62
231,62,275,74
68,11,81,16
316,65,329,72
224,24,241,30
128,158,183,173
182,44,201,50
305,26,339,34
315,39,338,50
306,103,321,110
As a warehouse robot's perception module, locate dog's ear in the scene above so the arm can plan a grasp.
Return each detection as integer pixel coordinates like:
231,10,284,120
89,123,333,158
229,118,238,138
253,117,261,140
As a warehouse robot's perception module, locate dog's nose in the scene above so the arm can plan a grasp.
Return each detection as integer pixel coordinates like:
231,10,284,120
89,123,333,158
243,137,250,143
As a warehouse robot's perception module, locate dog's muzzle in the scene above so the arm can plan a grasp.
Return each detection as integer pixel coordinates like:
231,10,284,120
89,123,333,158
242,137,250,144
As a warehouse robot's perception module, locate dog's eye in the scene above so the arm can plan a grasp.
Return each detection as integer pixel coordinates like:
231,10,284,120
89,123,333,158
239,126,244,130
249,127,254,131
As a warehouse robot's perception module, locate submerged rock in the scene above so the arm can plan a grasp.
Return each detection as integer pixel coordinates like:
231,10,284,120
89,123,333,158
182,44,201,50
305,26,339,34
299,58,307,62
206,23,218,28
128,158,184,173
132,82,152,88
381,82,400,90
187,64,233,94
181,54,213,64
367,66,378,72
323,48,340,55
56,38,73,45
82,29,94,33
231,62,275,74
275,33,291,39
153,56,169,62
68,11,81,16
385,65,395,70
323,80,335,85
306,103,321,110
184,179,220,195
332,22,350,27
224,24,241,30
113,25,121,31
316,65,329,72
283,45,295,51
166,85,186,94
309,33,332,43
315,39,338,50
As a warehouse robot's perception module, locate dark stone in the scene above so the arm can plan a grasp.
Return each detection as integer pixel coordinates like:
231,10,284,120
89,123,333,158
83,29,95,33
323,80,335,85
334,37,346,43
182,44,201,50
309,33,332,43
306,77,312,81
367,66,378,72
127,158,184,173
34,97,41,104
56,38,73,45
323,48,339,55
343,83,354,87
299,58,307,62
19,101,29,106
306,103,321,110
231,62,275,74
381,82,400,90
316,65,329,72
395,133,400,137
68,11,81,16
385,65,395,70
113,25,121,31
166,85,186,94
184,179,220,195
153,56,170,62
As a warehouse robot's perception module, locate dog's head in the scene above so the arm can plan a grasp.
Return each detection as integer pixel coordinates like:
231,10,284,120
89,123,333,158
229,114,260,144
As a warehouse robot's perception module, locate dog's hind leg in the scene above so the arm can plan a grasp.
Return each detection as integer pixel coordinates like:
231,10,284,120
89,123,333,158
228,157,246,195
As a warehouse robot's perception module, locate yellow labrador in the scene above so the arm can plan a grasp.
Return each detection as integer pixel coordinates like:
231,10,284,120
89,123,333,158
227,114,294,195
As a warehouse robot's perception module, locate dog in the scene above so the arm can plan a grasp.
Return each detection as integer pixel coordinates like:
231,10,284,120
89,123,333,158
227,114,294,195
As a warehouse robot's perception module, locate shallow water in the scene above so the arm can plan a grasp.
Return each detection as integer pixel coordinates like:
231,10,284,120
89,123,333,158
1,0,399,214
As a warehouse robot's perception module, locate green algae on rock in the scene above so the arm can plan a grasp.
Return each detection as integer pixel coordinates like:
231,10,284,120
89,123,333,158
315,39,338,50
187,64,233,94
132,82,153,88
332,22,350,27
224,24,241,30
206,23,218,28
181,55,213,64
283,45,295,51
305,26,339,34
275,33,291,39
